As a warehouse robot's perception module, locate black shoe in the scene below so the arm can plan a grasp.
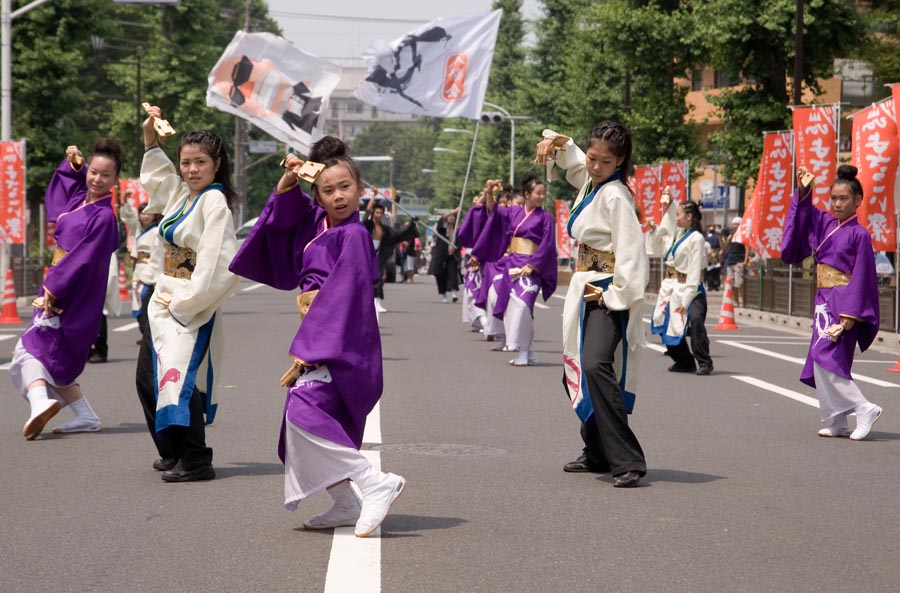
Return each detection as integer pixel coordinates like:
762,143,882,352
696,364,714,376
152,458,178,471
161,461,215,482
563,453,609,473
613,471,641,488
88,352,107,364
667,363,695,373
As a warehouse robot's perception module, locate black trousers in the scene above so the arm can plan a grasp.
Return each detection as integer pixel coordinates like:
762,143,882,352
578,302,646,476
136,332,213,469
92,314,108,357
434,259,460,294
136,284,154,341
665,292,712,370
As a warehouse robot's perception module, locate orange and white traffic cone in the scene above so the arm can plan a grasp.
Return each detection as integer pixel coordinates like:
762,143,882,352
715,277,740,331
118,261,129,300
888,351,900,372
0,268,22,324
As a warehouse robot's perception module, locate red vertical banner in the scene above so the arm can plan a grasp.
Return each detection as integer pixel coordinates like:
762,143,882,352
852,98,899,251
555,199,573,258
633,165,660,228
752,131,793,258
660,160,688,207
735,191,758,247
115,179,149,209
891,83,900,123
0,140,26,245
792,105,837,212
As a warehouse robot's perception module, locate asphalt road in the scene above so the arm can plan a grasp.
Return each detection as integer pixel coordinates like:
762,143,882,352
2,278,899,593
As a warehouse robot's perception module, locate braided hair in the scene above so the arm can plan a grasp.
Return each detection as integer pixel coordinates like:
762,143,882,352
586,121,633,197
178,130,240,211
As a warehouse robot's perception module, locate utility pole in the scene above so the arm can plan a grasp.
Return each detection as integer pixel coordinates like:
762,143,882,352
793,0,804,106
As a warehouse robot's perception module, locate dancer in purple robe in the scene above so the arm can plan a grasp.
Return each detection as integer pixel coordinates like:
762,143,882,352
9,140,122,440
471,172,558,366
781,165,882,440
456,184,494,333
229,137,406,538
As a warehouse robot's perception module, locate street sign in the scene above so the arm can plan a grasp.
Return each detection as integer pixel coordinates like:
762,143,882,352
249,140,278,154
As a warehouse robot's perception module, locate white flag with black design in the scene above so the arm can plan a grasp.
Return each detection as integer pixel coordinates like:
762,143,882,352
353,10,502,119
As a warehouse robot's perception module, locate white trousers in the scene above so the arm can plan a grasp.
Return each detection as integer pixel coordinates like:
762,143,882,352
503,293,534,353
283,419,370,511
813,362,868,422
484,285,505,338
9,339,71,400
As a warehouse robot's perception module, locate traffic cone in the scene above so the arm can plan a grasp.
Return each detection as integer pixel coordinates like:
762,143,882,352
888,351,900,372
0,269,22,324
42,267,49,282
714,277,740,331
118,261,129,300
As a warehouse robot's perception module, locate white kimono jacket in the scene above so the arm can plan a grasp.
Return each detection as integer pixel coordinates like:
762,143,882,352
140,147,240,431
648,202,707,344
552,138,649,421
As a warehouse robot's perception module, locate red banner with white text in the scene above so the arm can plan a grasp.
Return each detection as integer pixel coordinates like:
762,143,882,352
0,140,26,244
792,105,837,212
660,160,688,210
751,131,793,258
851,98,898,251
555,199,573,258
633,165,660,229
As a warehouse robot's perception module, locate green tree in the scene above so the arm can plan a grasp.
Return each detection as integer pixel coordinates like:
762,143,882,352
349,121,441,201
687,0,864,185
866,0,900,88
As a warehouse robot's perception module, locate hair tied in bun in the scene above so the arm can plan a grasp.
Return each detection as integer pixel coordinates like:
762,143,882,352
836,164,858,181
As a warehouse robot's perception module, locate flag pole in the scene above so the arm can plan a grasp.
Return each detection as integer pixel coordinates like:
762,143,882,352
360,178,456,248
451,121,481,245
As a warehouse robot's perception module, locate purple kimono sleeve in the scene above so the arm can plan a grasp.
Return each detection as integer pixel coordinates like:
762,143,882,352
43,209,118,304
527,211,559,300
471,207,512,263
456,205,487,248
229,184,317,290
781,190,830,265
831,231,879,352
44,160,87,222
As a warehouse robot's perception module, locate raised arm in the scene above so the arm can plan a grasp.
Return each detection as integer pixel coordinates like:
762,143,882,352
44,148,87,222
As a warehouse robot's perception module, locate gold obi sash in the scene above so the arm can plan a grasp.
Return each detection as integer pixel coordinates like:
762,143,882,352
297,289,319,321
576,244,616,274
163,245,196,280
51,248,68,266
817,263,851,288
506,237,538,256
136,251,151,264
665,267,687,283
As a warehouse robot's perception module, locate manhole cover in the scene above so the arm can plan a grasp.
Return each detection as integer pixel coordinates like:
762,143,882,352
372,443,506,457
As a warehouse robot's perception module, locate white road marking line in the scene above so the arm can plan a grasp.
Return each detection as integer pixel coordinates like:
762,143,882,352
242,283,265,292
535,302,550,310
324,403,384,593
0,362,10,370
732,375,820,408
719,340,899,388
552,294,565,301
0,335,16,342
728,340,810,345
113,321,139,333
646,343,667,353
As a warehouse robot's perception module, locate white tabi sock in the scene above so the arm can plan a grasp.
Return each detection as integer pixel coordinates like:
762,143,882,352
303,480,362,530
26,386,50,416
52,396,101,434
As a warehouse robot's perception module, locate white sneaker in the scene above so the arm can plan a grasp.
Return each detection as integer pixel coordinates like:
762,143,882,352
440,295,449,304
304,485,362,530
23,400,61,440
52,416,101,434
355,473,406,538
374,298,388,314
850,403,882,441
527,351,538,366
